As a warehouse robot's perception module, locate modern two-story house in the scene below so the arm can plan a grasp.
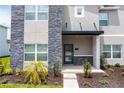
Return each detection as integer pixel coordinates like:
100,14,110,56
10,5,124,71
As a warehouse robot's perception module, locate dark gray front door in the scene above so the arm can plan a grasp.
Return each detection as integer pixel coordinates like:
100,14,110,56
64,44,73,64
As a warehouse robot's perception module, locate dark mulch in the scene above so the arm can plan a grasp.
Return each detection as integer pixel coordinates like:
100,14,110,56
0,72,63,86
77,67,124,88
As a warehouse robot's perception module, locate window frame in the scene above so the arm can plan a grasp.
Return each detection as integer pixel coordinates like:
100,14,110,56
102,44,122,59
25,5,48,21
75,6,85,18
24,44,48,62
99,12,109,26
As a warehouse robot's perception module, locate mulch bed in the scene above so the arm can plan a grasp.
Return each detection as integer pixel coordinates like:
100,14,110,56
0,72,63,86
77,67,124,88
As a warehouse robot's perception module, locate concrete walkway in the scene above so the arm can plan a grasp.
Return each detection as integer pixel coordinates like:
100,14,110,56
63,73,79,88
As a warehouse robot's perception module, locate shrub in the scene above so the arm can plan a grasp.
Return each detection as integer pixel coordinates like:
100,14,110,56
121,72,124,76
99,80,109,85
53,58,59,77
107,68,114,74
4,64,13,75
24,61,48,85
102,73,109,77
25,68,40,85
114,63,121,67
100,55,107,70
82,60,92,78
0,61,4,76
16,68,21,75
2,61,13,75
15,79,21,84
0,79,9,84
106,64,113,68
121,68,124,72
83,82,92,87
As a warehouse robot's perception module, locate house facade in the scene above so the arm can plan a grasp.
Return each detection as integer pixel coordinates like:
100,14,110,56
0,25,10,57
10,5,124,71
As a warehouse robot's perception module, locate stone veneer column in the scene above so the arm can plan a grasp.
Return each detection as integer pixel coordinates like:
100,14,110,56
48,5,63,71
11,5,25,71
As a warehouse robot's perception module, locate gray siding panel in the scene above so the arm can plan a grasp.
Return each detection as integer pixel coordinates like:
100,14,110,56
11,5,24,70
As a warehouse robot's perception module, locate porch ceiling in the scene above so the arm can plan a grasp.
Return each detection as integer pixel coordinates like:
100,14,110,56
62,31,104,35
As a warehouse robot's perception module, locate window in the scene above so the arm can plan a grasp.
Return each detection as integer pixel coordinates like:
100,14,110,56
24,44,48,62
102,45,121,59
24,44,35,61
25,5,48,20
99,12,108,26
75,6,84,17
37,44,48,61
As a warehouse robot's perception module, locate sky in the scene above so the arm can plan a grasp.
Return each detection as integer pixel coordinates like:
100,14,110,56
0,5,11,39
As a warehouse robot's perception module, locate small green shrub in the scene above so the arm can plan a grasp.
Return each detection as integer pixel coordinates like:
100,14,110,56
2,61,13,75
106,64,113,68
16,68,21,75
53,62,59,77
102,73,109,77
5,67,13,75
0,79,9,84
0,61,4,76
107,68,114,74
24,61,48,85
100,55,107,70
121,72,124,76
99,80,109,85
83,82,92,87
15,79,21,84
82,60,92,78
121,68,124,72
114,63,121,67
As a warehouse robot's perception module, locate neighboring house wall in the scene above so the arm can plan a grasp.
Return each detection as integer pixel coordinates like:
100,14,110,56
11,5,24,70
0,26,9,57
62,5,99,31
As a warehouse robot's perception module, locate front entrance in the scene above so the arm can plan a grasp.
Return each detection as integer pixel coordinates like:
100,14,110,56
64,44,73,64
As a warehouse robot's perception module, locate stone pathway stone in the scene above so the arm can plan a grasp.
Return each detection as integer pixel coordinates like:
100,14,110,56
63,73,79,88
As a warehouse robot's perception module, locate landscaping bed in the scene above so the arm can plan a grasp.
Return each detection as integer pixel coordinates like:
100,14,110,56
0,72,63,88
77,67,124,88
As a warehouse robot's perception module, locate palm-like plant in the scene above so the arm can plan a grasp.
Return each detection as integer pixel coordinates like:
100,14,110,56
82,60,92,78
24,61,48,85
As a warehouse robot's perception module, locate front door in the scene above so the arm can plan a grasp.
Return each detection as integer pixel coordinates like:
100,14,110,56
64,44,73,64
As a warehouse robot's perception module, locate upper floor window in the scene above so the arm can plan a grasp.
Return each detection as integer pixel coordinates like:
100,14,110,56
25,5,48,20
75,6,84,17
99,12,108,26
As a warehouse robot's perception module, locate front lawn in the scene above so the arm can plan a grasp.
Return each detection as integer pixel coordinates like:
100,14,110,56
77,66,124,88
0,84,62,88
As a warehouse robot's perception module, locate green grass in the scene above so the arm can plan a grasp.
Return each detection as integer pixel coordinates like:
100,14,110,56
0,57,10,63
0,84,62,88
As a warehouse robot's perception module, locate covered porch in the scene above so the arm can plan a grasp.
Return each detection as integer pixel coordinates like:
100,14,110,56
62,31,103,69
